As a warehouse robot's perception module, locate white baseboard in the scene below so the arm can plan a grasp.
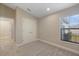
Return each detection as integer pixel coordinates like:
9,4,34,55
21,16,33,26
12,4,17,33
40,39,79,55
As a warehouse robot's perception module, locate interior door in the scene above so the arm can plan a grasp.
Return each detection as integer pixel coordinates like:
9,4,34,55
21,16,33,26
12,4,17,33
0,17,14,48
22,17,36,43
0,21,11,39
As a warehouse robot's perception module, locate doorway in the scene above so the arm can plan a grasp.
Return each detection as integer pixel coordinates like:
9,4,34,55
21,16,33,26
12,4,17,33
0,17,14,49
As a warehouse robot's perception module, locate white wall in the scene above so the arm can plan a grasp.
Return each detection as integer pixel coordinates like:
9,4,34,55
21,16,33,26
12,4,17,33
38,4,79,53
16,8,37,46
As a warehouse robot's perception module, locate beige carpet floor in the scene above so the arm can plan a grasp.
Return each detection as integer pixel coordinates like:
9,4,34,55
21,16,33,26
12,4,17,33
0,40,78,56
16,41,79,56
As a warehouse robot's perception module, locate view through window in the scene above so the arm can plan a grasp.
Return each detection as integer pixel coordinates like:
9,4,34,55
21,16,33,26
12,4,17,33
61,15,79,44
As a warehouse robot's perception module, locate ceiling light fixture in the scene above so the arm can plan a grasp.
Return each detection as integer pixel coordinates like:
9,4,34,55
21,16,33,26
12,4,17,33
46,8,50,11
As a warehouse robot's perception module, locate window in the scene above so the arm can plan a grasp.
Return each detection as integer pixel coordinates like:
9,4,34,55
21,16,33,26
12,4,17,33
60,15,79,44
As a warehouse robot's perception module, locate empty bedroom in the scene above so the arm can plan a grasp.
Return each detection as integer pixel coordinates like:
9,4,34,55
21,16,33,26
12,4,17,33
0,3,79,56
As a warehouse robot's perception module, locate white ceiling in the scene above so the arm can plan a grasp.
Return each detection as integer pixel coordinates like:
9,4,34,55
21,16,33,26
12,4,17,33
3,3,77,18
